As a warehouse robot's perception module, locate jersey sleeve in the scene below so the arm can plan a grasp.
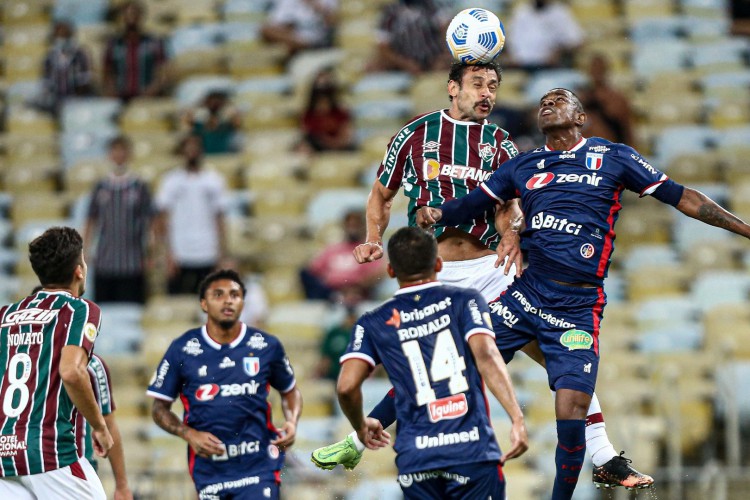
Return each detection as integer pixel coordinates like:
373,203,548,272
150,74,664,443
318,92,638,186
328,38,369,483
376,126,413,191
459,292,495,342
617,146,673,197
268,339,297,394
340,320,381,368
66,299,102,355
87,355,115,415
480,156,518,203
146,341,183,401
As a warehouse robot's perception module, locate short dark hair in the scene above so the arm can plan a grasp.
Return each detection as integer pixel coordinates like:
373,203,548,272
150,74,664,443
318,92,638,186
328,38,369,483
387,227,438,279
29,227,83,286
108,135,132,151
448,61,502,101
198,269,247,300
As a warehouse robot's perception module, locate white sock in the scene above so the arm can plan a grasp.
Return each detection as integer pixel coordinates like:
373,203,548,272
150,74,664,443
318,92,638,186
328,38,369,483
348,431,366,453
550,391,617,467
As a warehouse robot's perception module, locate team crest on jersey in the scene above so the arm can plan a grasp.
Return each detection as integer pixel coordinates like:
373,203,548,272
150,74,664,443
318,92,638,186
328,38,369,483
580,243,595,259
478,143,497,162
423,159,441,180
247,332,267,350
423,141,440,153
243,357,260,376
585,152,604,170
83,322,98,342
268,444,279,459
183,338,203,356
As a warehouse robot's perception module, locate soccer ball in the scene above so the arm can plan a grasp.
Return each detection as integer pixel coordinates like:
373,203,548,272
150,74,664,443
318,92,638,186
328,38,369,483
446,8,506,64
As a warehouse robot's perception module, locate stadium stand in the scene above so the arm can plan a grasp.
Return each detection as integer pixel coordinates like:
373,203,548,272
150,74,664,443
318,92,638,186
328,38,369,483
2,0,750,498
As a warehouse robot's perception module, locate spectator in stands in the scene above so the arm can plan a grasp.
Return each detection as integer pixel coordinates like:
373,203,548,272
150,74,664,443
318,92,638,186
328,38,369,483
38,20,94,115
181,90,242,155
579,53,636,146
299,68,356,153
300,209,385,306
506,0,584,72
102,1,169,101
731,0,750,36
261,0,339,58
315,306,357,381
84,136,154,304
155,134,229,295
369,0,452,75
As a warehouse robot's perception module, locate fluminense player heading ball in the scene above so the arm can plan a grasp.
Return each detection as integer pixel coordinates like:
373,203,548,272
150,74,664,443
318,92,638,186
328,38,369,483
0,226,113,499
147,269,302,500
336,226,528,499
416,88,750,498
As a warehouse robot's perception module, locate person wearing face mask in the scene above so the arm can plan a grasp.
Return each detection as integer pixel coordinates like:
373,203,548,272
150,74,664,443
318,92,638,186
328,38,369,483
506,0,585,72
102,0,168,101
39,20,94,114
300,209,386,306
84,136,155,304
368,0,452,75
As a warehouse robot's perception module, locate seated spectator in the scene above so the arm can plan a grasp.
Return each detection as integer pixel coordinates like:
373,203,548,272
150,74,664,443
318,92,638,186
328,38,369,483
103,1,169,101
38,20,94,115
181,90,242,155
298,68,355,153
300,210,386,306
368,0,452,75
155,135,229,295
506,0,584,72
579,53,636,146
261,0,339,58
84,135,154,304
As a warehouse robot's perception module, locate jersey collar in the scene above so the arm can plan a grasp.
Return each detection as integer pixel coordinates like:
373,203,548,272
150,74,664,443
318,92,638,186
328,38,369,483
201,323,247,350
544,136,587,152
441,109,487,126
394,281,443,296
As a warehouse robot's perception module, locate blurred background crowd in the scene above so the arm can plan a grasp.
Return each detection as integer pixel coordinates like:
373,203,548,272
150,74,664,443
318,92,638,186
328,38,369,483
1,0,750,498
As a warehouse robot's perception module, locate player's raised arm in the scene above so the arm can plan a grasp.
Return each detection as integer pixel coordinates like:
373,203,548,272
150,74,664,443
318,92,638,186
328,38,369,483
467,333,528,463
353,180,399,263
416,185,497,229
674,186,750,239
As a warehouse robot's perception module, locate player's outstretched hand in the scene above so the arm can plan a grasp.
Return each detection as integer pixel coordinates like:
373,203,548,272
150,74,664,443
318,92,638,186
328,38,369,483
114,487,134,500
92,426,114,458
500,419,529,464
353,241,384,263
495,231,523,277
358,417,391,450
415,206,442,228
185,428,225,458
271,421,297,451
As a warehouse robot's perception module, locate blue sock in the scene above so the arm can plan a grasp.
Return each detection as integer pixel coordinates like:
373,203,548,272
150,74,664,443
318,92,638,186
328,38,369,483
367,387,396,428
552,419,586,500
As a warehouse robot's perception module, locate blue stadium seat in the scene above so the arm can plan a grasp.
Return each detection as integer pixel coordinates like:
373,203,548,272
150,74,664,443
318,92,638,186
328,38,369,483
306,188,369,230
352,72,414,95
53,0,108,26
524,69,588,104
691,270,750,312
635,323,703,352
174,76,235,106
169,24,222,56
236,75,293,95
652,125,716,165
59,98,121,133
218,21,261,44
689,38,750,71
634,296,700,331
222,0,271,21
60,130,118,168
632,39,690,77
629,17,684,43
682,15,730,39
95,303,145,354
6,80,43,105
714,361,750,420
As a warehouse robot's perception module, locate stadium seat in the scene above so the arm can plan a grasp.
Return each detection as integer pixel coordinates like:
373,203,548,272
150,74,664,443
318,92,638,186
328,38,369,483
626,264,691,300
260,267,304,304
683,15,731,40
635,323,704,352
689,38,750,74
621,243,680,272
652,125,716,166
352,98,414,129
120,98,177,133
307,151,368,189
306,188,369,231
59,130,117,169
681,0,733,18
53,0,108,26
690,270,750,313
60,98,121,133
714,361,750,421
523,69,588,104
222,0,271,22
631,39,690,78
174,76,235,107
243,152,306,190
64,159,110,197
703,303,750,357
225,44,287,78
629,17,684,44
251,185,310,217
622,0,676,19
6,105,56,135
352,72,414,99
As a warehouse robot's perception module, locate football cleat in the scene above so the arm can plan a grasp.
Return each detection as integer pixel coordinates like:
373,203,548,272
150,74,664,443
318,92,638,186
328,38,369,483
593,451,654,490
310,436,363,471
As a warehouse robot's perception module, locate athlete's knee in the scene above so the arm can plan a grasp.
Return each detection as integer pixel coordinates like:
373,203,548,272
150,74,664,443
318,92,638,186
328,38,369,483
554,388,591,420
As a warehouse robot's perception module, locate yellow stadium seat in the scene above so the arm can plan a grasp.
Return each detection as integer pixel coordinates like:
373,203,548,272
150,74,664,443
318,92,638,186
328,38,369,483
6,106,56,134
625,264,691,300
120,98,177,133
2,1,49,24
64,159,111,197
11,194,68,229
307,151,367,188
261,267,304,304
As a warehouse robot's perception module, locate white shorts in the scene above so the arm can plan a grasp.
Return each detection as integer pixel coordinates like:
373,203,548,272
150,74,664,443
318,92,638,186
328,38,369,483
438,254,516,303
0,457,105,500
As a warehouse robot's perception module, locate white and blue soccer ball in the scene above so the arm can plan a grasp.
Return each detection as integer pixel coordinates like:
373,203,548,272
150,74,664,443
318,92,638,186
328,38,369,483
446,8,506,64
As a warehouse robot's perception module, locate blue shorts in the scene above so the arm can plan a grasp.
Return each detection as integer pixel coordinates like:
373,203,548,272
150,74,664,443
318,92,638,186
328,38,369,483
397,461,505,500
487,270,603,395
197,472,279,500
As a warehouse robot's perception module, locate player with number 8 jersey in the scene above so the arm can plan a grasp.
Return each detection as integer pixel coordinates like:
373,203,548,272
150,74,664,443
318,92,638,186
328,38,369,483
0,290,101,476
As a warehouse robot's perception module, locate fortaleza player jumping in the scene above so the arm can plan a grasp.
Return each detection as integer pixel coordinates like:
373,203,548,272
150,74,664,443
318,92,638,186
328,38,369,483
147,269,302,500
415,88,750,499
313,60,653,491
